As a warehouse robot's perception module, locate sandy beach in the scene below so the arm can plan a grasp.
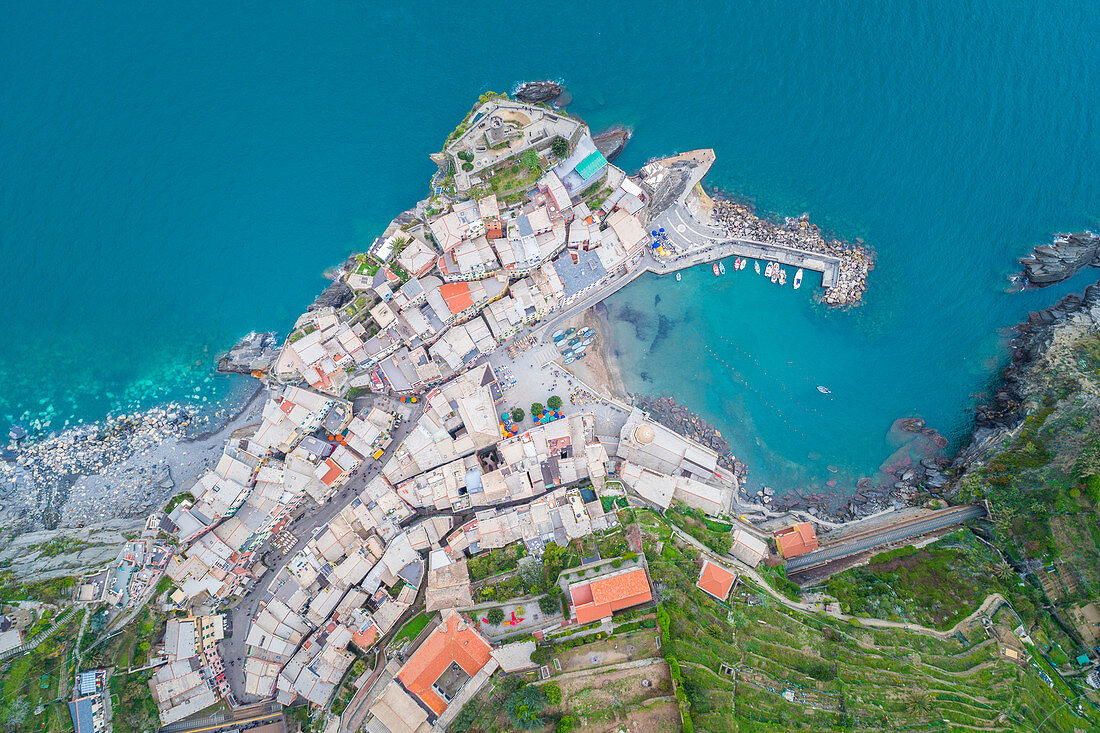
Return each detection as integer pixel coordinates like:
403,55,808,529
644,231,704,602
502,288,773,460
556,304,631,405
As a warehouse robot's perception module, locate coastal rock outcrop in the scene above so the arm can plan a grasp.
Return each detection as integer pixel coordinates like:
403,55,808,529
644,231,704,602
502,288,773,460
593,126,632,163
513,80,564,105
1017,231,1100,286
308,279,354,311
217,331,279,374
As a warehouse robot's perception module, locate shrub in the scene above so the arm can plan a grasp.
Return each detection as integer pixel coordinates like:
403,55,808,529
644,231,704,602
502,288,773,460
461,162,474,172
531,402,544,417
485,607,505,625
550,137,569,158
611,559,623,569
543,681,562,705
511,407,525,422
547,395,563,410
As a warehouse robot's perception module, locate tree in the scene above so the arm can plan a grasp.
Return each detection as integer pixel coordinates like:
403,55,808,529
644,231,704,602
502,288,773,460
505,685,548,729
539,595,559,615
531,402,544,417
547,395,563,410
550,137,569,158
485,607,505,625
511,407,525,422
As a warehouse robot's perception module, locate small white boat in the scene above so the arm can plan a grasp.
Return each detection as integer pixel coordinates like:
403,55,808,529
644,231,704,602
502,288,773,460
817,385,831,394
676,272,681,281
764,262,774,278
552,329,565,340
581,338,593,346
563,355,575,364
719,261,726,275
754,260,761,274
794,268,803,289
778,268,787,286
734,257,742,270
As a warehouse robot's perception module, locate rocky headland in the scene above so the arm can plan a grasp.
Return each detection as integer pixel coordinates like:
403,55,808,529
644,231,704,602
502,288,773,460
1016,230,1100,287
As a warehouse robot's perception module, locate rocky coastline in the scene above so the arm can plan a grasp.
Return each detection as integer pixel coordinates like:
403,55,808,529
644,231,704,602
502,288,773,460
1016,230,1100,287
711,196,874,307
953,276,1100,472
217,331,280,375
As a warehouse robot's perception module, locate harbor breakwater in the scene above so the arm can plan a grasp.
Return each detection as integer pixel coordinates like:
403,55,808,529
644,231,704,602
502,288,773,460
711,197,874,307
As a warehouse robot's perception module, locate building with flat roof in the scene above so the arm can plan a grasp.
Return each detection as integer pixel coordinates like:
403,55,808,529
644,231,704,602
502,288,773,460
774,522,818,558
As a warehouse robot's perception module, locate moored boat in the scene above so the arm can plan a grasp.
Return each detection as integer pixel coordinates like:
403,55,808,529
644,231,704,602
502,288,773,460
719,261,726,275
778,268,787,285
734,257,742,270
794,268,803,289
713,263,721,276
563,355,575,364
754,260,761,274
552,329,565,341
676,272,681,281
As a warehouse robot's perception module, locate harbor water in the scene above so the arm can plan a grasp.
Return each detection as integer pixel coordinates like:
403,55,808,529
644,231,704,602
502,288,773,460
2,2,1099,496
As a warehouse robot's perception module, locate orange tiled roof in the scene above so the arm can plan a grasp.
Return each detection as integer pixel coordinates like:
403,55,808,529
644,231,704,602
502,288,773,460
397,610,492,716
696,560,736,601
571,568,652,625
439,282,474,314
773,522,818,558
320,459,344,487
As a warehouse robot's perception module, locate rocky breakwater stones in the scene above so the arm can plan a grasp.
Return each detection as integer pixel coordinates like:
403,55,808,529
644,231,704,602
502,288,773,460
712,198,874,307
217,331,279,375
1017,231,1100,287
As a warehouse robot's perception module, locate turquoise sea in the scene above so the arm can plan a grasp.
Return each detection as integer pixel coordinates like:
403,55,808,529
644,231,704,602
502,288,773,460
2,2,1099,493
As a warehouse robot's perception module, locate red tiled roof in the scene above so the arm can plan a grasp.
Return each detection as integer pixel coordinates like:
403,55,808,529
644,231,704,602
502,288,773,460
397,610,492,716
439,282,474,314
570,568,652,625
773,522,818,558
696,560,736,601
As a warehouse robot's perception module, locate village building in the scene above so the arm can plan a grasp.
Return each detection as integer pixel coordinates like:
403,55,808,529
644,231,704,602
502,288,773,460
366,610,497,732
773,522,819,558
568,566,653,624
696,559,738,602
730,529,769,567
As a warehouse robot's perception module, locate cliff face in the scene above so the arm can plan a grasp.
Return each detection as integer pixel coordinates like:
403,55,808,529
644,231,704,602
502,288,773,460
949,278,1100,617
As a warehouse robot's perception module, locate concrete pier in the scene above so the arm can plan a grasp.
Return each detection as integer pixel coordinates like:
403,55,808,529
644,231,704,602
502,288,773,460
649,202,841,287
